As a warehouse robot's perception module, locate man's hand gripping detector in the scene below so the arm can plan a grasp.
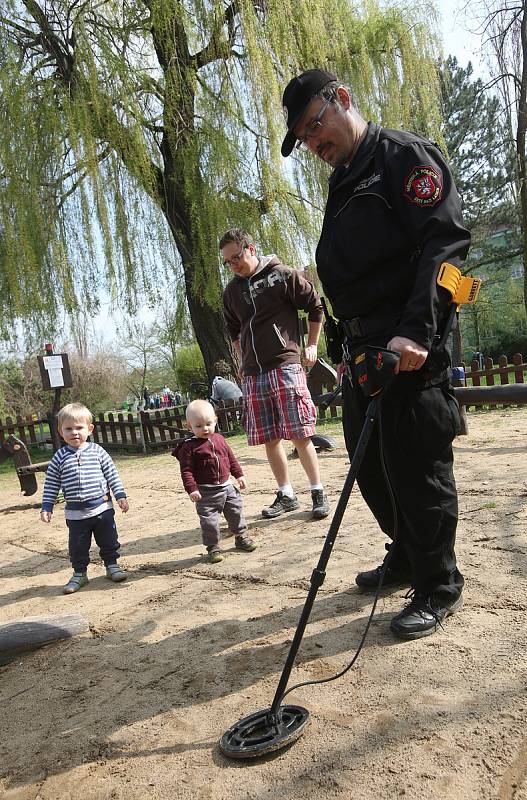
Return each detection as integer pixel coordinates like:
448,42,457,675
351,263,481,398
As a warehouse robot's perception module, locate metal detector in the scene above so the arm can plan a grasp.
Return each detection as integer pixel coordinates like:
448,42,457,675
219,262,481,759
219,346,400,759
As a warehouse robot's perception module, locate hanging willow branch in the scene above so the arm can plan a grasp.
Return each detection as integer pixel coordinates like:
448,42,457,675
0,0,442,378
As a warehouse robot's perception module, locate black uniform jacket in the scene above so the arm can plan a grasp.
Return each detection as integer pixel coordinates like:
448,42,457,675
315,122,471,350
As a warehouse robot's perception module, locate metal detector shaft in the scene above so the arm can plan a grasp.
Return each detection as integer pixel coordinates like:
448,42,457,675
269,392,382,717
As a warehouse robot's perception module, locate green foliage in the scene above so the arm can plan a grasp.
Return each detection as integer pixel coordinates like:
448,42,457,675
173,343,207,394
460,274,526,360
0,356,46,417
0,0,444,377
439,55,526,354
439,56,513,226
0,348,128,417
63,351,128,414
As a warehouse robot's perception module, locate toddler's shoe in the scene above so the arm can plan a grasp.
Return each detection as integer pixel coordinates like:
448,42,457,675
235,535,257,552
207,545,224,564
106,563,128,582
63,572,88,594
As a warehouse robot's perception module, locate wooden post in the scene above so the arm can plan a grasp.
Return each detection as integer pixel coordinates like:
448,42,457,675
138,410,148,454
451,365,468,435
48,387,62,452
454,384,527,405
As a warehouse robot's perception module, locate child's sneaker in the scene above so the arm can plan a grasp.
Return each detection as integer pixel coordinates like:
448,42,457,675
235,535,257,552
106,564,128,582
63,572,88,594
207,545,224,563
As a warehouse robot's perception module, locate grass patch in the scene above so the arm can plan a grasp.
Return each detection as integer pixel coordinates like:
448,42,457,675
0,443,51,475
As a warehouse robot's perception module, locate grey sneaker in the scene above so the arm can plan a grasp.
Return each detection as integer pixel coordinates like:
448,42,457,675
63,572,88,594
311,489,330,519
207,546,224,564
262,491,300,519
235,535,257,552
106,564,127,582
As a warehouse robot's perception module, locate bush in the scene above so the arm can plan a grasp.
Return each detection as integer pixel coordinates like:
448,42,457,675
174,344,208,395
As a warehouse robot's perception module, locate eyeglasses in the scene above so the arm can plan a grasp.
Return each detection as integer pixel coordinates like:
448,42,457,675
296,98,333,149
222,246,247,268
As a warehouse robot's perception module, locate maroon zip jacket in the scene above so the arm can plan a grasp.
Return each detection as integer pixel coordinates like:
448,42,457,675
172,433,244,495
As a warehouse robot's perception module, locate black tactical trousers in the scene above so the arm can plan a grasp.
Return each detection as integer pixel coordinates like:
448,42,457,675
342,372,464,604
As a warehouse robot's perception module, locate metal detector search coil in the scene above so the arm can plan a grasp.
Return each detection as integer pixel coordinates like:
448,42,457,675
219,705,310,759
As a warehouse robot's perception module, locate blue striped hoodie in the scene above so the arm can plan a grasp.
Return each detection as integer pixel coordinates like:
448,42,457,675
41,442,126,513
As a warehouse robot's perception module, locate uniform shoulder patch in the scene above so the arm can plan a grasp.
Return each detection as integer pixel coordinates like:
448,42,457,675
403,165,443,207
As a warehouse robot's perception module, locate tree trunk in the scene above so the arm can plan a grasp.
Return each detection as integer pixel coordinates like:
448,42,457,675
0,614,89,665
452,320,462,366
474,310,481,352
161,144,239,384
518,0,527,317
185,274,239,385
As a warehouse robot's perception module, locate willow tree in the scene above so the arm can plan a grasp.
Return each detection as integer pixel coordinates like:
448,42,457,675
0,0,442,379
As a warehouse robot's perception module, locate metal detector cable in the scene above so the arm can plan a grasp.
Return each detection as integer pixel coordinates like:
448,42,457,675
278,386,400,704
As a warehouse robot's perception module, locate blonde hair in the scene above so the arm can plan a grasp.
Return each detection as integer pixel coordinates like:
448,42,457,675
185,399,216,424
57,402,93,428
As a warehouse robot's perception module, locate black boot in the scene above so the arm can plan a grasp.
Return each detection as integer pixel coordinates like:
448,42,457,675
390,592,463,640
355,563,412,590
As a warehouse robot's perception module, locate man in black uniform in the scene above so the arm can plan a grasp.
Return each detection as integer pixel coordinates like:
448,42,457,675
280,69,471,640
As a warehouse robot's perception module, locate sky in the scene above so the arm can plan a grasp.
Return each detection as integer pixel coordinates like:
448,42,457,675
88,0,488,349
437,0,488,77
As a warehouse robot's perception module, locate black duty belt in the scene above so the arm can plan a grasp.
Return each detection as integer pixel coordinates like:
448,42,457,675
340,314,400,339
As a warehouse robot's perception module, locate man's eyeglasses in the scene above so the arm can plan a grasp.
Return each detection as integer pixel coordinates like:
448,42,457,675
296,98,333,149
223,247,247,268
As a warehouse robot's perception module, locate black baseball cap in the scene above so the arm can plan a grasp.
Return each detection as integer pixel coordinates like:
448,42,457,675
281,68,337,157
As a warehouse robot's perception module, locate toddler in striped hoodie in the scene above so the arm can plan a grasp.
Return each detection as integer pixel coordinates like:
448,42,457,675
40,402,129,594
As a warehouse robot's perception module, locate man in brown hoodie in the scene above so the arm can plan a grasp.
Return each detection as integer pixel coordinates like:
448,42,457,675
220,228,330,520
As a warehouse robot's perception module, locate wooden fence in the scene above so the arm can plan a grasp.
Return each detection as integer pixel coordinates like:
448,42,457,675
1,353,526,456
455,353,525,411
0,401,244,455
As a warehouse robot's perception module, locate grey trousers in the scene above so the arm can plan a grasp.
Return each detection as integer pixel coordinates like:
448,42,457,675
195,484,247,547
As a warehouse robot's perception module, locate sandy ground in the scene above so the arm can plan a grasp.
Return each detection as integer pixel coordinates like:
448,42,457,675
0,407,526,800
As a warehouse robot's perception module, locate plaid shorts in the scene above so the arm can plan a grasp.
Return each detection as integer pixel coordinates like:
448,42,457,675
242,364,317,445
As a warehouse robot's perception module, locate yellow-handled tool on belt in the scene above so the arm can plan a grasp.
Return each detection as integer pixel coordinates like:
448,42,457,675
437,262,481,309
433,262,481,354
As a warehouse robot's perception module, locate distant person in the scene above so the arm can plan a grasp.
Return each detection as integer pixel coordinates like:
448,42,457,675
174,389,182,405
40,402,129,594
472,351,484,370
143,386,150,410
172,399,256,563
220,228,330,521
210,375,242,405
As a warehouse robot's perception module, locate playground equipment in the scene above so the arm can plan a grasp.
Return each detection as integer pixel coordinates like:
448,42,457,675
0,434,51,496
0,343,72,495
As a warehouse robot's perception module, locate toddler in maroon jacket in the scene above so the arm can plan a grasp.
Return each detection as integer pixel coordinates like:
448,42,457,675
173,400,257,563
